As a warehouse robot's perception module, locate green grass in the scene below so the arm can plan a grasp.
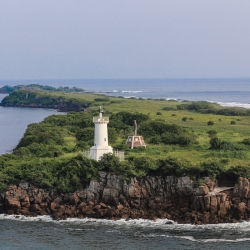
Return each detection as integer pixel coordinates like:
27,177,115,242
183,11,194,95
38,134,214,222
3,90,250,172
47,93,250,168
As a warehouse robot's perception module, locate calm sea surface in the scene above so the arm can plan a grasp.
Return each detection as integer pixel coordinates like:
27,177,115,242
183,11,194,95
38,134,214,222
1,79,250,249
0,94,58,155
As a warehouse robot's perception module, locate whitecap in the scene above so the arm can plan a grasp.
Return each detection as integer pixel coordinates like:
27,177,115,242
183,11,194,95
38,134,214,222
0,214,53,222
217,101,250,109
176,236,250,243
121,91,142,93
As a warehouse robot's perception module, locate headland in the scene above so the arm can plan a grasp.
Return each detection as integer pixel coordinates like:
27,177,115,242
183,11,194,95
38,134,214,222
1,86,250,224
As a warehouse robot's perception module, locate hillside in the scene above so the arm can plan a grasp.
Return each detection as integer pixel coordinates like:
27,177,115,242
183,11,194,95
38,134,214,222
1,90,250,192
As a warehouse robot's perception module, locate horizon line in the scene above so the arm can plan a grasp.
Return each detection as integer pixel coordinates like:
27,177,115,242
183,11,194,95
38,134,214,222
1,77,250,82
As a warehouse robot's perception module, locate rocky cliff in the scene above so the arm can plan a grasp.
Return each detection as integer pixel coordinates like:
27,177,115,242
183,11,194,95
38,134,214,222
0,172,249,224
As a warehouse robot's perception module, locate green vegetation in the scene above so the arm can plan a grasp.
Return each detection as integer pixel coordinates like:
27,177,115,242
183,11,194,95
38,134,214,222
1,90,91,111
1,89,250,192
0,84,84,93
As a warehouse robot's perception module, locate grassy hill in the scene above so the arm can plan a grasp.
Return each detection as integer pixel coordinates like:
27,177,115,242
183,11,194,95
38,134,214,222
1,90,250,192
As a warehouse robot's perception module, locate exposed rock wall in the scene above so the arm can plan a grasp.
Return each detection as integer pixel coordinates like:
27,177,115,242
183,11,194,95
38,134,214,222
0,173,249,224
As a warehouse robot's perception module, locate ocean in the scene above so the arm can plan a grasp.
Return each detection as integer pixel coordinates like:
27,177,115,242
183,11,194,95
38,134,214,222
1,215,250,250
1,78,250,249
0,95,58,155
1,78,250,107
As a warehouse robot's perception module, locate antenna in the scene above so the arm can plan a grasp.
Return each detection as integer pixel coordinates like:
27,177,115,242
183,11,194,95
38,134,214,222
134,120,137,136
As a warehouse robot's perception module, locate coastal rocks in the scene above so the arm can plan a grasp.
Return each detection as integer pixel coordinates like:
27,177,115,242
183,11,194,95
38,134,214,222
1,175,250,224
195,185,209,196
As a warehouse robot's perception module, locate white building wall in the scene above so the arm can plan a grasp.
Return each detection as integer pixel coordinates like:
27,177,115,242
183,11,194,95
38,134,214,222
94,122,109,147
89,111,113,161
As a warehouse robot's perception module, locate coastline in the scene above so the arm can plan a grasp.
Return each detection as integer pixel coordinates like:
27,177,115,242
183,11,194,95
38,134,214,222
1,88,250,226
1,172,248,225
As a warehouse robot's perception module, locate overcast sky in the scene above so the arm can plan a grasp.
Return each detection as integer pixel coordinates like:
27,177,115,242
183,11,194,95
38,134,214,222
1,0,250,80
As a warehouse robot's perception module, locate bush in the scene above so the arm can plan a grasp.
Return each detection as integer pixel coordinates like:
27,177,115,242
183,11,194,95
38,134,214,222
75,127,94,146
162,107,176,111
156,112,162,115
207,121,214,126
182,117,188,122
139,121,197,146
200,161,225,179
207,130,217,137
230,120,236,125
242,138,250,146
94,97,110,102
210,137,222,149
226,165,250,179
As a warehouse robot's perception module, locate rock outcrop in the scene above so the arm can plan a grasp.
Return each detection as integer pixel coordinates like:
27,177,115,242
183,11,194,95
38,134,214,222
0,172,249,224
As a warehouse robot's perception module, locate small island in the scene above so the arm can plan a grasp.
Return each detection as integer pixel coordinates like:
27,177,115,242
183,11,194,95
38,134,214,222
1,87,250,224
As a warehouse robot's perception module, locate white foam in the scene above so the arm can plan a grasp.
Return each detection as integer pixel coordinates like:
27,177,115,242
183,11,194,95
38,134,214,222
177,236,250,243
2,213,250,234
123,96,137,99
217,101,250,109
121,91,142,93
166,98,178,101
0,214,53,222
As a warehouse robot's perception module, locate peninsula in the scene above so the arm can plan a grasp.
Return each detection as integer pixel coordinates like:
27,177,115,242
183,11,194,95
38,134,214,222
1,88,250,223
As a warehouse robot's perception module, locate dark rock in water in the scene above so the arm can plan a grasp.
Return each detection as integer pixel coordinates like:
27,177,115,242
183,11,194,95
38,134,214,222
165,221,174,224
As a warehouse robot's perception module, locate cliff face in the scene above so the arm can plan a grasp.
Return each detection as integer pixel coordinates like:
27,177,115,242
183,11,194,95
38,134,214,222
0,173,249,224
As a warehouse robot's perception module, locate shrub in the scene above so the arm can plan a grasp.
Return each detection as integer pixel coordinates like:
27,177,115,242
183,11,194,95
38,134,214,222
156,112,162,115
242,138,250,146
98,153,121,172
230,120,236,125
226,165,250,179
200,161,225,179
207,121,214,126
210,137,222,149
149,135,161,144
162,107,176,111
207,130,217,137
182,117,188,122
94,97,110,102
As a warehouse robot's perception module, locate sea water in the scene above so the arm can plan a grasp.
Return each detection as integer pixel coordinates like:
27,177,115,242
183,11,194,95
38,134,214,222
1,78,250,106
0,94,59,155
1,78,250,249
1,215,250,249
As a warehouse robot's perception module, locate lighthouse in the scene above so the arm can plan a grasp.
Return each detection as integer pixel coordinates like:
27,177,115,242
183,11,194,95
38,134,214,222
89,106,113,161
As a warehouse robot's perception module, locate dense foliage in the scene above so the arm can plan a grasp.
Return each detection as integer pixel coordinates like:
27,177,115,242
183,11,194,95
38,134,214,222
1,90,91,111
177,101,250,116
138,121,198,146
0,84,84,93
1,89,250,193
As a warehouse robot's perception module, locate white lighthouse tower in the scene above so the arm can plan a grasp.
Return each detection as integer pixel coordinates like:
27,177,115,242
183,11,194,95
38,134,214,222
89,106,113,161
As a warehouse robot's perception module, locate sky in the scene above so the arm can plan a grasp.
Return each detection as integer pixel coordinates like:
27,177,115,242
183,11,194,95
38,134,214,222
0,0,250,80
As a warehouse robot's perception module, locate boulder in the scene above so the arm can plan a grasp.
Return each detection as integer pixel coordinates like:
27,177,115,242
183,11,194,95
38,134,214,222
195,185,209,196
210,195,218,214
238,202,246,216
6,197,21,209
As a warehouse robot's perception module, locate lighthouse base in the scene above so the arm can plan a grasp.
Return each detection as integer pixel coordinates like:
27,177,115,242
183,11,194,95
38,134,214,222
89,146,113,161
